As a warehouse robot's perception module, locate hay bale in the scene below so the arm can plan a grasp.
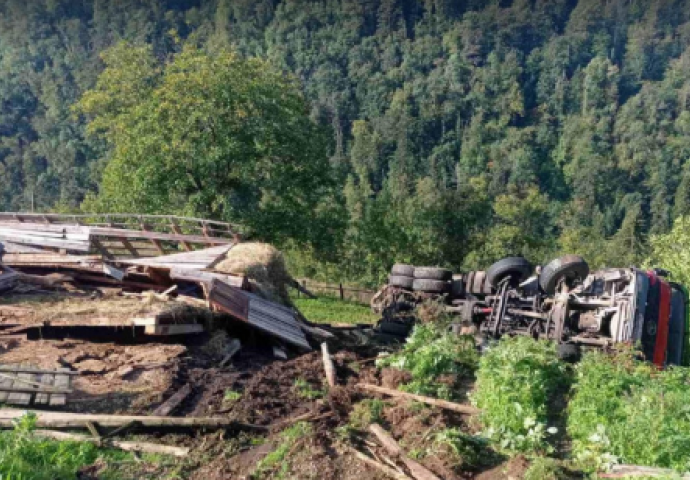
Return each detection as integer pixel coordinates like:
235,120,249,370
214,243,291,304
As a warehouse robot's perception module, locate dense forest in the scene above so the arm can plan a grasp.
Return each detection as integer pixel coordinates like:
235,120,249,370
3,0,690,284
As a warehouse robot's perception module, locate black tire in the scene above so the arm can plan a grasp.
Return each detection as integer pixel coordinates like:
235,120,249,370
450,275,465,299
388,275,414,289
414,267,452,281
412,278,448,293
391,264,415,277
539,255,590,294
486,257,533,288
557,343,581,362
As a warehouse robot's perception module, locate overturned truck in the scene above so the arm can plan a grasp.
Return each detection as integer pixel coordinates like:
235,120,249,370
379,256,689,367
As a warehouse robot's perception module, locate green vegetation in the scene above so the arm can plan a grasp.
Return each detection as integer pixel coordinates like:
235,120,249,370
252,422,312,479
291,296,379,325
292,378,323,400
523,457,562,480
471,337,568,454
347,399,386,431
377,324,478,399
0,414,126,479
4,2,690,284
433,428,494,468
224,389,242,402
568,348,690,473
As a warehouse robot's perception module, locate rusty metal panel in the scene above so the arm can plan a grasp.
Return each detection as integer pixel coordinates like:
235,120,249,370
245,293,311,351
208,279,250,321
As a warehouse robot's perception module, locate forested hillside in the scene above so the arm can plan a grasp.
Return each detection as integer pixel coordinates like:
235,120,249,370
3,0,690,283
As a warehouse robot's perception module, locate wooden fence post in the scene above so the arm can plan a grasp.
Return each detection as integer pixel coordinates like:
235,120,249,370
339,283,344,300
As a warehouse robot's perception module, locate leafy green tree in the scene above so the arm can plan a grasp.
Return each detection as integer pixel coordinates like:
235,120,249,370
77,43,337,246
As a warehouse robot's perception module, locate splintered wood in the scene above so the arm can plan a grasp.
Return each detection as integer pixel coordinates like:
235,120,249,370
0,364,75,406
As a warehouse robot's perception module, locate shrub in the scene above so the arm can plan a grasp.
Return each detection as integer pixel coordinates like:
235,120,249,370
0,413,125,479
471,336,568,453
568,347,690,472
376,324,479,399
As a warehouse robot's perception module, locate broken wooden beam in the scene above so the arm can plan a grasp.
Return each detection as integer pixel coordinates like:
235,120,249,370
0,408,266,432
321,342,336,387
369,423,440,480
33,430,189,457
342,444,410,480
152,384,192,417
356,384,480,415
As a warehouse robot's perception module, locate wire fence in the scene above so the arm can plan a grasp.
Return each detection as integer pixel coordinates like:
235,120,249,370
295,279,377,305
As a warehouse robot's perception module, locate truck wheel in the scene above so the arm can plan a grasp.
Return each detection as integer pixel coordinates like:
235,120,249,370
388,275,414,289
391,264,415,277
414,267,452,281
486,257,533,288
539,255,590,294
412,279,448,293
450,275,465,299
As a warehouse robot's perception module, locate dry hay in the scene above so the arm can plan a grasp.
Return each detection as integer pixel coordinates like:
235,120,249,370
214,242,292,304
0,294,210,326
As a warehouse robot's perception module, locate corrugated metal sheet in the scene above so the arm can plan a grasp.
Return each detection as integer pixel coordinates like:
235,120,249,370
209,279,311,351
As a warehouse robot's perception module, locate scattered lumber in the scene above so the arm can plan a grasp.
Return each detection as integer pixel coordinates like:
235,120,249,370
0,366,79,376
600,465,690,478
369,424,440,480
0,408,266,432
152,384,192,416
33,429,190,457
356,384,481,415
342,444,411,480
321,342,336,387
219,339,242,367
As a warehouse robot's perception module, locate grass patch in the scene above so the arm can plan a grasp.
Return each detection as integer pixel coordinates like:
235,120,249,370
291,295,379,325
471,336,568,454
0,413,128,479
292,378,323,400
377,323,478,399
568,347,690,473
252,422,312,479
523,456,562,480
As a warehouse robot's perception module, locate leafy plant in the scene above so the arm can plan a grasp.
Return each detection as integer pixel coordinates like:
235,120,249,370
377,324,479,399
523,457,562,480
433,428,495,467
568,347,690,473
348,399,386,430
471,336,568,453
0,413,127,479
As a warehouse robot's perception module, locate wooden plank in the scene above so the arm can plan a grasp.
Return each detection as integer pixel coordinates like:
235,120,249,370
171,268,246,288
0,366,78,376
143,324,204,336
170,222,192,252
0,408,266,431
33,430,190,457
89,227,233,245
0,232,90,252
49,371,70,406
35,373,54,405
152,384,192,416
7,371,33,405
0,370,15,403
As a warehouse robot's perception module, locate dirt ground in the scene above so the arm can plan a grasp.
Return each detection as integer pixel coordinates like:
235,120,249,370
0,293,526,480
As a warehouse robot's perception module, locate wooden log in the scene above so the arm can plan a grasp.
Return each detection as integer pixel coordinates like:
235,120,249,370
33,430,189,457
0,408,266,432
369,424,441,480
600,465,690,478
321,342,336,388
356,384,480,415
152,384,192,416
342,444,410,480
